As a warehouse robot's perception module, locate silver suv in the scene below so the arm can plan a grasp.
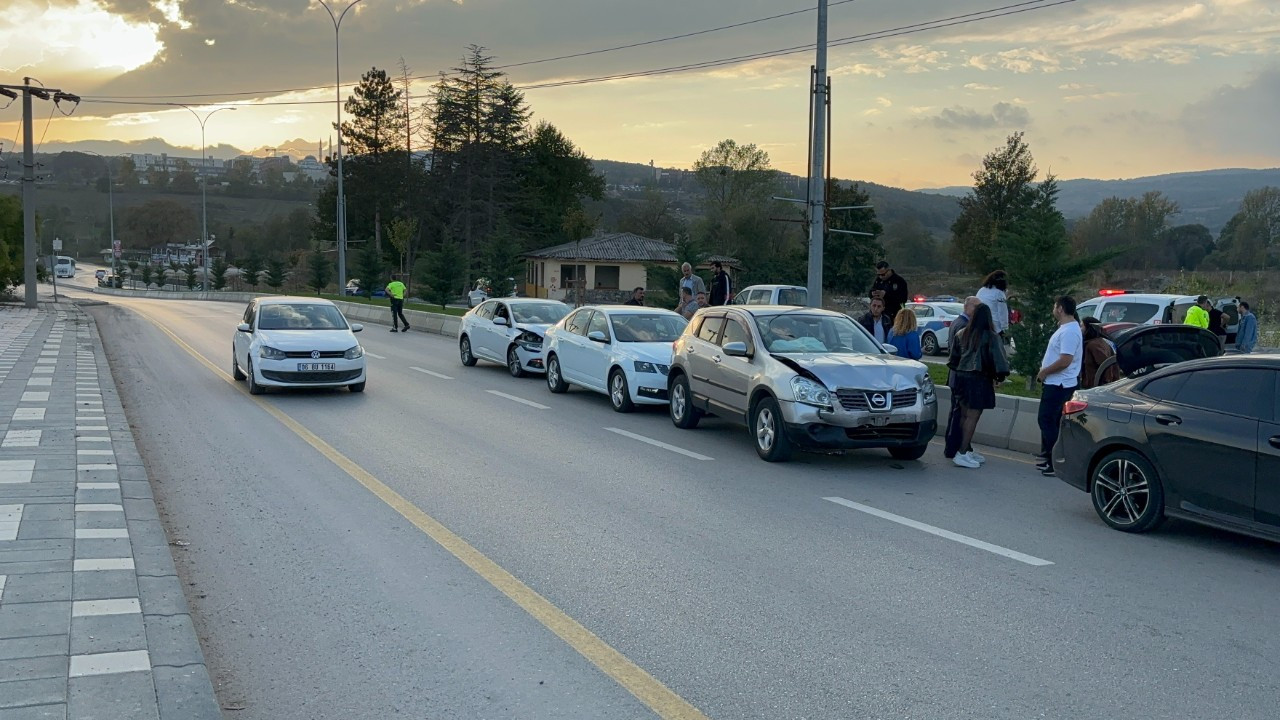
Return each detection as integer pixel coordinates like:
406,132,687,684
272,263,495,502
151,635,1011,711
667,306,938,462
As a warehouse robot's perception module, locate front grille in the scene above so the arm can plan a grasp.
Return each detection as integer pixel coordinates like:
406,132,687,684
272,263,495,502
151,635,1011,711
283,350,346,359
844,423,920,441
261,369,362,383
836,389,918,412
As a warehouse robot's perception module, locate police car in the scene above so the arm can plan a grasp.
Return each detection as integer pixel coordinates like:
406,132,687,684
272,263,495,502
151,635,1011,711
905,300,964,356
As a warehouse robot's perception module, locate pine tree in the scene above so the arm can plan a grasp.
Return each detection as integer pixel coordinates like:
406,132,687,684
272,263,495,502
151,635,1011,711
416,234,466,309
308,244,332,294
240,255,262,288
951,132,1039,272
354,246,385,298
265,258,286,290
182,261,198,290
340,67,409,256
211,258,229,291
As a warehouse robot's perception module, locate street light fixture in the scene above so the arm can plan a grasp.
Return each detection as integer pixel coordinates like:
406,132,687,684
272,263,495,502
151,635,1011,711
171,104,236,292
317,0,365,296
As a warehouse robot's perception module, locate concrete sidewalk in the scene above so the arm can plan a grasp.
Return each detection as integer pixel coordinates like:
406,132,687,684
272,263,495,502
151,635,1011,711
0,303,219,719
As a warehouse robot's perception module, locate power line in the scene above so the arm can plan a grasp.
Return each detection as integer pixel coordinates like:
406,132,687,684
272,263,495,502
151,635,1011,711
34,102,57,154
79,0,857,102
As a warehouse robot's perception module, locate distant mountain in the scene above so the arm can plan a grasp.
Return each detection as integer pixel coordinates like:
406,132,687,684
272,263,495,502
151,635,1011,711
918,168,1280,233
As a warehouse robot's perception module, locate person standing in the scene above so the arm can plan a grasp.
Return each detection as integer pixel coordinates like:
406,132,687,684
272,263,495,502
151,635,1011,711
1035,296,1083,477
858,297,892,345
944,296,982,459
1208,302,1227,350
871,261,909,319
678,288,698,320
976,270,1010,339
678,263,706,304
385,277,410,333
709,261,732,306
886,309,922,360
948,304,1009,468
624,287,646,306
1080,317,1120,388
1185,296,1211,329
1236,301,1258,353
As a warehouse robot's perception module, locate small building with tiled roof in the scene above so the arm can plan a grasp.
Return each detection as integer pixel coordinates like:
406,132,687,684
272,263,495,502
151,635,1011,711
521,232,738,303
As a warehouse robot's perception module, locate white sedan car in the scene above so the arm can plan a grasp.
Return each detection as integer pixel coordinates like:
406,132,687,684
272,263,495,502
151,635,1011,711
543,306,688,412
906,301,965,356
459,298,571,377
232,297,366,394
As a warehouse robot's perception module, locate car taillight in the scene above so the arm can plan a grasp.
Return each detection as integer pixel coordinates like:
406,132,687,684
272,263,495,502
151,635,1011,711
1063,400,1088,415
943,320,952,328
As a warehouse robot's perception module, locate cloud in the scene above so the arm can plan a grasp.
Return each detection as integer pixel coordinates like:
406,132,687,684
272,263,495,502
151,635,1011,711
876,97,892,107
922,102,1031,130
964,83,1001,91
1181,65,1280,156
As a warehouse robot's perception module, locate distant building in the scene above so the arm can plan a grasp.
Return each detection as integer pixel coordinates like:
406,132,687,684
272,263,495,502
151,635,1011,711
130,153,226,179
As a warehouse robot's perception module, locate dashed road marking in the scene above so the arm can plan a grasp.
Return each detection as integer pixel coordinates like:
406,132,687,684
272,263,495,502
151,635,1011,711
486,389,549,410
605,428,713,461
410,366,453,380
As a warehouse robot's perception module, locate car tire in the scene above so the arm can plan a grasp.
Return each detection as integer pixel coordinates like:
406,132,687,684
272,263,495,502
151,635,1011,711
921,332,939,356
507,345,526,378
459,335,477,367
609,368,635,413
232,349,246,381
1090,449,1165,533
751,395,792,462
668,374,702,429
349,381,366,393
246,360,265,396
888,444,929,461
545,353,569,393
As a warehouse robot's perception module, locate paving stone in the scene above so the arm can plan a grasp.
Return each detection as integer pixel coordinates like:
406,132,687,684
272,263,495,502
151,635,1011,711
27,471,75,485
70,613,147,656
152,665,221,720
0,560,71,578
73,489,122,506
15,521,74,541
0,677,66,710
142,615,203,668
70,539,132,561
131,543,176,579
0,702,67,719
0,573,72,604
123,522,166,550
67,670,159,720
71,514,125,531
0,602,70,640
136,576,189,618
18,506,71,522
120,500,158,523
0,635,67,662
0,655,67,682
71,571,138,602
117,482,151,501
0,548,72,565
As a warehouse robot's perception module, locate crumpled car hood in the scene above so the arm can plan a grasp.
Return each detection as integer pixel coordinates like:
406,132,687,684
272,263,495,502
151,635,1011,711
771,352,926,390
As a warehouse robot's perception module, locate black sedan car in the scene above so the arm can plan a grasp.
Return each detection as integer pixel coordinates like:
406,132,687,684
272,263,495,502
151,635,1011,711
1054,353,1280,541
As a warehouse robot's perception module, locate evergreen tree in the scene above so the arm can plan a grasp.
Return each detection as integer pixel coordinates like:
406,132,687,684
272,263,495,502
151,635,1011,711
153,264,167,290
517,121,605,249
265,258,286,290
240,255,262,288
824,182,884,297
308,244,332,294
416,235,466,309
354,246,385,298
140,263,153,288
182,261,199,290
951,132,1038,272
340,67,409,256
211,258,229,291
0,196,21,292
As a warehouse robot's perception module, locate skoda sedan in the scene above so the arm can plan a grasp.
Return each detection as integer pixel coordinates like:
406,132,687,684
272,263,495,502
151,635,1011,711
232,297,367,394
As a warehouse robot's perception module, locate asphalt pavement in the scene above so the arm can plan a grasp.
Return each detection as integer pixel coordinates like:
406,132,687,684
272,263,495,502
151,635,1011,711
52,271,1280,720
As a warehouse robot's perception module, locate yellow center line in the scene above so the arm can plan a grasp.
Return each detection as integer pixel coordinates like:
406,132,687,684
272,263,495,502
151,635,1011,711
133,309,709,720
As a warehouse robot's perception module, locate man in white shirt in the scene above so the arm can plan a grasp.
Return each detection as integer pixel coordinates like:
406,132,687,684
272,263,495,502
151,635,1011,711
1035,296,1083,477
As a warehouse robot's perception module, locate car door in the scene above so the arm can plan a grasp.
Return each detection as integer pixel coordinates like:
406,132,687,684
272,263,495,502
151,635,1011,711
481,302,513,361
581,311,613,392
1143,367,1266,521
557,309,592,384
468,301,496,359
685,313,725,404
234,302,256,369
1253,370,1280,527
706,312,755,417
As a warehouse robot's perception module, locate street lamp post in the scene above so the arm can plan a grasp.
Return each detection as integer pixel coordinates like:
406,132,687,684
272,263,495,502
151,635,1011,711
83,151,119,280
172,104,236,292
317,0,364,295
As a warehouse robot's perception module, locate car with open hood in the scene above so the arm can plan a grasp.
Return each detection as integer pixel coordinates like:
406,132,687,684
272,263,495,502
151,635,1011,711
667,305,938,462
459,298,570,377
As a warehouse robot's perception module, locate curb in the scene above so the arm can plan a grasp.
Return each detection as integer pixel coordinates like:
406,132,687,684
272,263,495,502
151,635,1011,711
936,385,1043,454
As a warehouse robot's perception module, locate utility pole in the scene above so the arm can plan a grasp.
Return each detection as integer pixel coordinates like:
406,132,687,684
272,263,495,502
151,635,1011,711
805,0,829,309
0,79,80,308
318,0,365,297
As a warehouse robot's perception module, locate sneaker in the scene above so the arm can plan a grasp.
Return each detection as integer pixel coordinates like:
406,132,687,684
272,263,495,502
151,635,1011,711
402,326,410,332
1035,459,1051,470
969,451,986,464
1040,466,1056,477
390,328,399,333
953,452,981,469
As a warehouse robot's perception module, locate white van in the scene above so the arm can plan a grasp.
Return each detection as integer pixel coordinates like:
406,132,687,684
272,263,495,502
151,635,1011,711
1076,292,1239,341
54,256,75,279
732,284,808,306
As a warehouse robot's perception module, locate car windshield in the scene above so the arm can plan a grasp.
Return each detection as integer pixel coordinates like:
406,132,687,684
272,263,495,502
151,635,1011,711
754,313,881,354
612,313,687,343
257,304,349,330
936,303,964,316
511,302,569,325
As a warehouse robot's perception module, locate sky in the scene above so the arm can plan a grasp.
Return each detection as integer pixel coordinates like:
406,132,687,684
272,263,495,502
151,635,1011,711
0,0,1278,189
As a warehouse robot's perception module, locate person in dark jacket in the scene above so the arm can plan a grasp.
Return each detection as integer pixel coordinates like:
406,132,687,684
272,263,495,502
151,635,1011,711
857,297,893,345
871,261,909,319
943,296,981,459
946,304,1009,468
709,261,732,306
624,287,646,306
1080,318,1120,388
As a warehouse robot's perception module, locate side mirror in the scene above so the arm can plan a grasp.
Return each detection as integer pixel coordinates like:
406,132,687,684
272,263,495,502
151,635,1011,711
237,323,251,333
587,330,609,343
350,324,363,333
493,316,510,327
722,341,751,358
882,343,898,355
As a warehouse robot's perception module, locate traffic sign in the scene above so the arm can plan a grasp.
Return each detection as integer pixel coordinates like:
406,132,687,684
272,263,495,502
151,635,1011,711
52,238,62,251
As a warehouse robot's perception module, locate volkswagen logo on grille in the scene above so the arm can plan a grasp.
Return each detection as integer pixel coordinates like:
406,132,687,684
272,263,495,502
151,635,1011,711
869,392,889,409
310,350,321,359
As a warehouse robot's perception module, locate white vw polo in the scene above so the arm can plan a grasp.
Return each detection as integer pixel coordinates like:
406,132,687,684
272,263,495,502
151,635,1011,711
232,297,367,394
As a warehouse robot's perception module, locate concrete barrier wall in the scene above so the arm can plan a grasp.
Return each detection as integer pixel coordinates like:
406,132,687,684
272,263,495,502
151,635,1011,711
935,385,1044,453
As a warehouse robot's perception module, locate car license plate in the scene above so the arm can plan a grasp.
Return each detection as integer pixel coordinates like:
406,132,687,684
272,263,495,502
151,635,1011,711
296,363,336,371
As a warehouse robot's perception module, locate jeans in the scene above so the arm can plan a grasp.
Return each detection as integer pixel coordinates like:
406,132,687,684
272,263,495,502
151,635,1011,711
390,298,408,329
1037,383,1076,461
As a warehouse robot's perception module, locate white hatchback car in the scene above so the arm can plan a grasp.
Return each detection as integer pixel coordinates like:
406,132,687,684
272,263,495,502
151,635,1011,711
543,306,688,412
232,297,366,394
459,298,571,377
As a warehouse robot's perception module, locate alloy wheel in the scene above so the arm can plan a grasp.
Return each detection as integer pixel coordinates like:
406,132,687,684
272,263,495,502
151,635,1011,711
672,383,687,418
611,374,625,406
1093,458,1150,526
756,406,776,451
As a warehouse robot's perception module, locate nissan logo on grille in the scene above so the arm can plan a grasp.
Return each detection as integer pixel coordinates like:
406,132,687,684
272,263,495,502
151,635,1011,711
869,392,889,409
310,350,321,359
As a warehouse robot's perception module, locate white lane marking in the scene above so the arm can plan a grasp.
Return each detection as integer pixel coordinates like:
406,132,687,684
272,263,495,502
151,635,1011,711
486,390,549,410
605,428,713,461
823,496,1054,567
365,352,386,360
410,366,454,380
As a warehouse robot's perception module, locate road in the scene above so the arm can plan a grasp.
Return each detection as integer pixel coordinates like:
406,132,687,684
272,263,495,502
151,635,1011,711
54,270,1280,719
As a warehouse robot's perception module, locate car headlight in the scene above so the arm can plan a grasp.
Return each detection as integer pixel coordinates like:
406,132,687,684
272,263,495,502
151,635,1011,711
515,332,543,351
633,361,669,375
344,345,364,360
921,375,936,402
790,376,833,410
259,346,286,360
